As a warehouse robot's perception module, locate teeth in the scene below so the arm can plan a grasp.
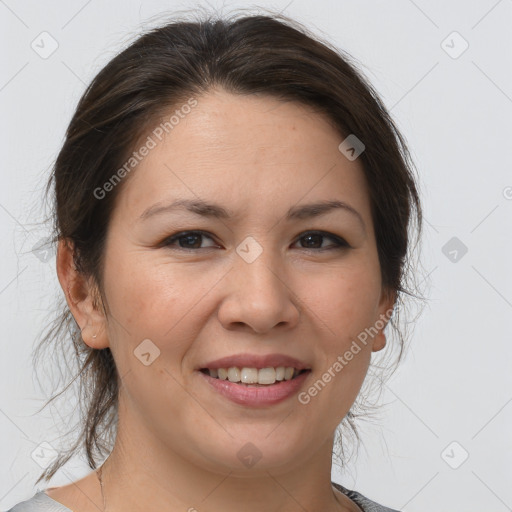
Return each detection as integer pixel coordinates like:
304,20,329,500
284,367,294,380
207,366,302,385
227,367,240,382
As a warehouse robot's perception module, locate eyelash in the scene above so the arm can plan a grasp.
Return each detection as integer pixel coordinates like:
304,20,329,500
160,230,350,252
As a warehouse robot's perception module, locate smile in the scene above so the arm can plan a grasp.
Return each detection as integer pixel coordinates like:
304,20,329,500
197,368,312,406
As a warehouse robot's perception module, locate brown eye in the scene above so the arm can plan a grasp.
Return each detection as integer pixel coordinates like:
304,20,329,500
293,231,350,250
161,231,219,250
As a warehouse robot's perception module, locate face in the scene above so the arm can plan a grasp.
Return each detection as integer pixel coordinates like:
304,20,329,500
64,88,394,475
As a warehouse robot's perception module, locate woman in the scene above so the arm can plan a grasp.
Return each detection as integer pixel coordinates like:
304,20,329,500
9,9,422,512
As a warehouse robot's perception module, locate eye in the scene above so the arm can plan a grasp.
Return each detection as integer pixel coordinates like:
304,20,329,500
292,231,350,251
160,231,219,250
159,230,350,251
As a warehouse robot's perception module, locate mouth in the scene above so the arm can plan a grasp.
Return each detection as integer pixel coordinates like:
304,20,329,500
199,367,311,387
197,366,312,407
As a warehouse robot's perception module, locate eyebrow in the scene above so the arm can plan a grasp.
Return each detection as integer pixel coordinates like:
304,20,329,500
139,198,365,231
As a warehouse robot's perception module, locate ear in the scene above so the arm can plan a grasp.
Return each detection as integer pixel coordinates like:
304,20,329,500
56,238,109,349
371,287,397,353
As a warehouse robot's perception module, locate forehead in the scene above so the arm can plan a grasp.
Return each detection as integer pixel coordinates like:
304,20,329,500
111,88,371,226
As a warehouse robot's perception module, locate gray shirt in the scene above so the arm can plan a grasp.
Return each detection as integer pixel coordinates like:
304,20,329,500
5,482,400,512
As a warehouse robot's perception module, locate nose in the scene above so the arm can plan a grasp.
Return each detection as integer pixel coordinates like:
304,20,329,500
217,248,301,334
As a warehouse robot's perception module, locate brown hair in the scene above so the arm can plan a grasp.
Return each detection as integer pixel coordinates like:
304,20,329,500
34,8,424,484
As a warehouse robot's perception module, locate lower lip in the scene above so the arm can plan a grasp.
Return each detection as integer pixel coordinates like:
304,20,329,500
198,370,311,407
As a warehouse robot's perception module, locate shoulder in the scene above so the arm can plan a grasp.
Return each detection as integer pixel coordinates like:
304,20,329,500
332,481,402,512
5,491,72,512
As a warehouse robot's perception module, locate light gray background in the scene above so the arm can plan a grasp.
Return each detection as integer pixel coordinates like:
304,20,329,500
1,1,511,511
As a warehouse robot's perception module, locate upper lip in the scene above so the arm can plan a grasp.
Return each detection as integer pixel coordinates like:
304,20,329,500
198,353,311,371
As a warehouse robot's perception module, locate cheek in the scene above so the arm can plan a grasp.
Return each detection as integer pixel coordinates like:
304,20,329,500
102,252,218,359
300,261,381,343
297,260,380,403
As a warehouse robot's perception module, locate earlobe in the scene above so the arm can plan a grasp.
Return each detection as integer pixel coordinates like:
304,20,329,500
371,332,386,352
80,322,105,349
371,288,396,353
56,238,108,349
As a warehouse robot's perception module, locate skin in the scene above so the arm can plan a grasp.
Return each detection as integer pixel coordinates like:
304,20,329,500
54,87,395,512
